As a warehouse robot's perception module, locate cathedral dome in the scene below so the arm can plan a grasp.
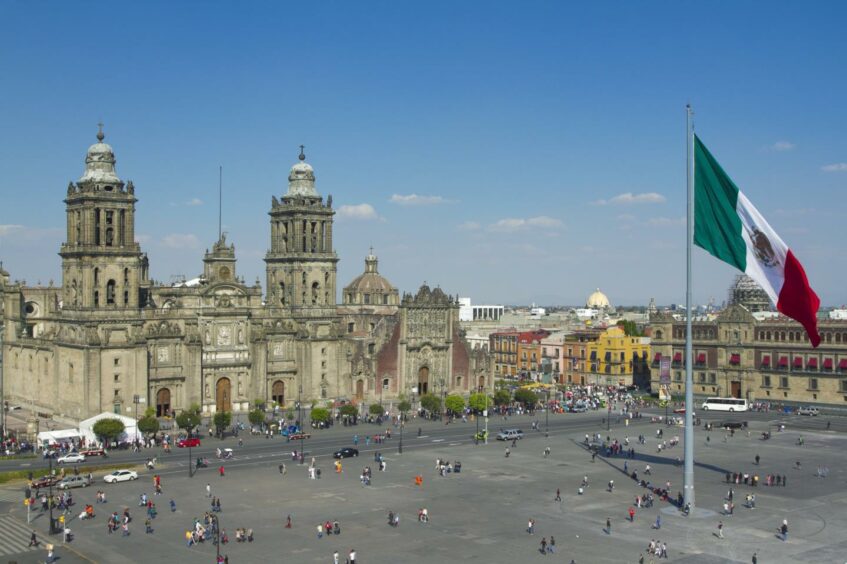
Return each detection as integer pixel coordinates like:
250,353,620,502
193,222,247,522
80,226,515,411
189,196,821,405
79,126,121,184
344,252,396,294
586,288,611,309
286,146,318,197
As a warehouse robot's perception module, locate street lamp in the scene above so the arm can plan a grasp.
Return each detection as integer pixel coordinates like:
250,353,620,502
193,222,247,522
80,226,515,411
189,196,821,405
439,378,446,423
211,513,221,563
545,390,549,438
47,454,56,535
475,386,481,444
298,384,304,465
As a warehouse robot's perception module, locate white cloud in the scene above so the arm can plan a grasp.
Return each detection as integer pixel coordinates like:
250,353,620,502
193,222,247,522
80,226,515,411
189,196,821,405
592,192,666,205
647,216,685,227
488,216,562,232
337,203,382,221
389,194,450,206
616,214,636,222
770,141,795,152
0,224,24,236
821,162,847,172
161,233,200,249
186,198,204,206
458,221,481,231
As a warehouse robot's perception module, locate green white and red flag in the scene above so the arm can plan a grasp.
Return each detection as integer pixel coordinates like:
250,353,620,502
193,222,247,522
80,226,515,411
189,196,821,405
693,135,821,347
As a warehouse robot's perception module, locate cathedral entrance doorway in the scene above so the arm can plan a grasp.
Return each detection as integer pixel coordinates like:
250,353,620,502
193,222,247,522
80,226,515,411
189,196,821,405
156,388,171,417
355,379,364,401
418,366,429,395
272,380,285,406
478,375,485,390
731,381,741,399
216,377,232,413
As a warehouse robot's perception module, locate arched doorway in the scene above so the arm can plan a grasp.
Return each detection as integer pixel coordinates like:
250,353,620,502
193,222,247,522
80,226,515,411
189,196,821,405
355,379,364,401
418,366,429,395
272,380,285,406
156,388,171,417
477,375,485,391
216,377,231,413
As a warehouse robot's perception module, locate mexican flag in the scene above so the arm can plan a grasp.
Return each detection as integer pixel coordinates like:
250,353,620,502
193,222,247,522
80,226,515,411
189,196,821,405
693,135,821,347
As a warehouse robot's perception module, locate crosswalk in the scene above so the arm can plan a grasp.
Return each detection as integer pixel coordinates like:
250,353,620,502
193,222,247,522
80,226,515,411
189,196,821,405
0,488,25,503
0,515,39,556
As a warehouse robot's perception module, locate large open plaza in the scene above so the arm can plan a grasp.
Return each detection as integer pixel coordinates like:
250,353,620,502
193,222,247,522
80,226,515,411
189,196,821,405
1,409,845,563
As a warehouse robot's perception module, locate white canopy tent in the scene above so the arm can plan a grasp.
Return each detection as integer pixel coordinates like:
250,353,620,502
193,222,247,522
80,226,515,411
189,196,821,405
78,412,141,445
36,429,82,446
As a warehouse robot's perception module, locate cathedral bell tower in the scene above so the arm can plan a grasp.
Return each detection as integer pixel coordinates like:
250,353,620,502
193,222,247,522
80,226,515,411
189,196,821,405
59,126,147,310
264,147,338,314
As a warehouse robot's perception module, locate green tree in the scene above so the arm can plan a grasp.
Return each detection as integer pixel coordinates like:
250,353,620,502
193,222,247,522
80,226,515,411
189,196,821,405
493,389,511,406
369,403,384,416
92,418,125,444
339,404,358,418
397,400,412,414
617,319,642,336
311,407,331,424
137,415,160,437
213,411,232,434
176,404,202,434
420,393,442,414
248,409,266,427
513,388,539,409
445,394,465,415
468,392,489,413
143,406,156,418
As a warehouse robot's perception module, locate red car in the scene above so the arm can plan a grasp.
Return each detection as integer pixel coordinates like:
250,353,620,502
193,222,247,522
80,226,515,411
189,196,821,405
31,475,60,489
177,437,201,448
80,448,106,457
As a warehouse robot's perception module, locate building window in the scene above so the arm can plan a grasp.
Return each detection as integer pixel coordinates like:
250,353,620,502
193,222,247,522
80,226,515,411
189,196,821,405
780,376,789,389
840,380,847,393
114,374,120,383
762,375,771,388
709,373,716,384
348,322,355,333
674,371,682,382
809,378,818,391
383,294,388,305
698,373,706,383
368,343,375,354
382,378,389,390
364,294,370,305
106,279,116,305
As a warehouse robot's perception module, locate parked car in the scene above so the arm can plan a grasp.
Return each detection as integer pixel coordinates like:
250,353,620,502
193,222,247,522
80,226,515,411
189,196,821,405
333,447,359,459
79,448,106,457
103,470,138,484
797,406,820,416
569,405,588,413
496,429,524,441
57,475,92,489
56,453,85,464
177,437,201,448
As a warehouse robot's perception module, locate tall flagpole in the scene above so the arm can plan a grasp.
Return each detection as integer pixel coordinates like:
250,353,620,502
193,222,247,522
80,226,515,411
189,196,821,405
218,165,223,241
683,104,696,510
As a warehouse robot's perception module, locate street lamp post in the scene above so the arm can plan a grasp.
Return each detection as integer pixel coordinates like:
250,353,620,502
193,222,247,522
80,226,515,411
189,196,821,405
47,454,56,534
439,378,446,423
475,387,481,443
545,391,549,438
298,385,304,465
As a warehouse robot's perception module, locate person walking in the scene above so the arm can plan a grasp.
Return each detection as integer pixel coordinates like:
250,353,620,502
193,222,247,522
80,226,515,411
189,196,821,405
752,552,758,564
717,521,724,539
755,454,760,465
348,548,357,564
555,488,561,502
28,530,38,547
527,519,535,535
333,550,340,564
780,519,788,541
629,507,636,522
548,535,556,554
206,483,211,498
606,517,612,535
539,537,547,554
317,523,323,539
219,465,225,477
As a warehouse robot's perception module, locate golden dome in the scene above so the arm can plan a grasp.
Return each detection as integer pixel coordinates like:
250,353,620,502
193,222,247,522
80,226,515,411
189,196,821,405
586,288,610,308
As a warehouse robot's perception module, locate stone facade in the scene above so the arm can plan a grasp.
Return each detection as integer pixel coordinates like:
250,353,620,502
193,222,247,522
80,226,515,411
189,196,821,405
648,306,847,407
0,131,491,425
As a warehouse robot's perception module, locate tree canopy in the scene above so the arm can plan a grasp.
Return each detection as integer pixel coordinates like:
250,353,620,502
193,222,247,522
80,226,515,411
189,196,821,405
311,407,331,424
137,415,160,436
92,418,125,443
445,394,465,415
493,389,512,406
617,319,642,336
398,400,412,414
176,407,202,433
513,388,539,408
468,392,489,413
369,403,384,416
213,411,232,433
248,409,266,427
420,393,442,414
339,404,358,417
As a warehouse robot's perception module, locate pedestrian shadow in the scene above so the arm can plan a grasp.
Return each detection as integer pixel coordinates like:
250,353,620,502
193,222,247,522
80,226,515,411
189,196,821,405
572,439,731,477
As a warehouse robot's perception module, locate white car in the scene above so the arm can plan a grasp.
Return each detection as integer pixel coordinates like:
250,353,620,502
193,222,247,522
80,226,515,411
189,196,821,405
103,470,138,484
797,406,819,416
56,453,86,464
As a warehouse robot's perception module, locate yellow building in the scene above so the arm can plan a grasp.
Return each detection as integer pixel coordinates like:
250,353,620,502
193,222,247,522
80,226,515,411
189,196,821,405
584,326,651,388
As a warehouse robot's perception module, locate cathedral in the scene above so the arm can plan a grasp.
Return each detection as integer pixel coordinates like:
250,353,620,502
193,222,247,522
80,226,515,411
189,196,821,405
0,130,491,424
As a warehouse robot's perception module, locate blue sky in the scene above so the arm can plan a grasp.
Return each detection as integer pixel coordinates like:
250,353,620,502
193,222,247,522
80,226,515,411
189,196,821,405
1,2,845,307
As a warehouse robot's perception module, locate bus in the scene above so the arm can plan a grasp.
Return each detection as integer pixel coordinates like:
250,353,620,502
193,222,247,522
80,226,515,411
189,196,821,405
701,397,748,412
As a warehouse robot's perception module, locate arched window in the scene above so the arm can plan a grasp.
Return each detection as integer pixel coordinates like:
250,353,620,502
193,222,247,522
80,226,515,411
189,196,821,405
311,281,320,305
279,282,286,305
106,280,116,305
